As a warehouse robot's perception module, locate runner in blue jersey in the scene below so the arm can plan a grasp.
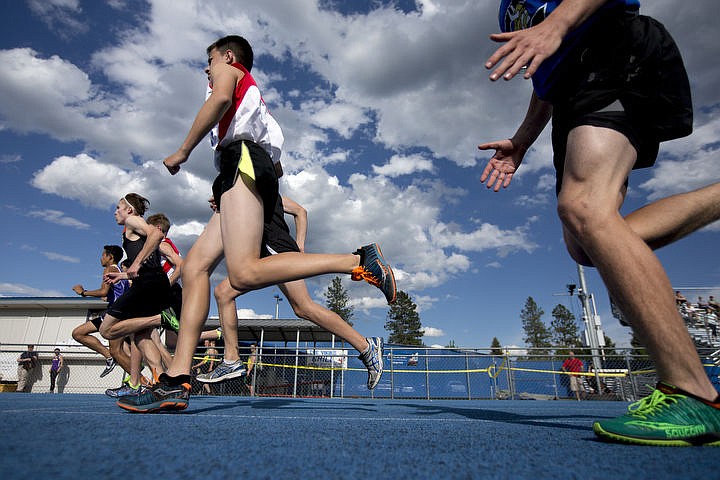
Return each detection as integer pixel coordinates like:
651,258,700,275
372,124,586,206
480,0,720,446
71,245,131,378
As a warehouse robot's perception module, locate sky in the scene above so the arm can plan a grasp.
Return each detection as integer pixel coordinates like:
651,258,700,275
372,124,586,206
1,0,718,350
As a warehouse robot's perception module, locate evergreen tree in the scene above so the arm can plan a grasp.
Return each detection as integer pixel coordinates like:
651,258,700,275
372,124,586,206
446,339,456,348
550,304,580,354
324,276,354,326
520,296,552,355
490,337,503,356
385,290,423,346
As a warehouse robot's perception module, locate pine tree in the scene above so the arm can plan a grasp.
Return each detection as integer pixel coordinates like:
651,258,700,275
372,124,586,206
550,304,580,355
385,290,423,346
520,296,552,355
324,276,354,326
490,337,503,356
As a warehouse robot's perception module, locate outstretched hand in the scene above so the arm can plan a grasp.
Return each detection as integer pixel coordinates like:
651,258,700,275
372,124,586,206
478,139,525,192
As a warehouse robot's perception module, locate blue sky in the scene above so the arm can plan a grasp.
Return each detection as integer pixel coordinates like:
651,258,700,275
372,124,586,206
1,0,718,350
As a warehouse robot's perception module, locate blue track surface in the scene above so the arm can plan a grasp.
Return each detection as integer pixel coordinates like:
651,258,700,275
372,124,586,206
0,394,717,479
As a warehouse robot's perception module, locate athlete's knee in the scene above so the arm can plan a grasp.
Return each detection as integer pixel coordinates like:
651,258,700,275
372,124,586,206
227,268,263,291
71,326,84,342
214,280,239,305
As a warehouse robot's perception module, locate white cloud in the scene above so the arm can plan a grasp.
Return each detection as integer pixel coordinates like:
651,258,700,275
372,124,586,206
41,251,80,263
0,282,64,297
27,209,90,230
422,326,445,337
372,153,435,177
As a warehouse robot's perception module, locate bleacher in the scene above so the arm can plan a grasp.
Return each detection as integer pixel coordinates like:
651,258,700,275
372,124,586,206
678,303,719,349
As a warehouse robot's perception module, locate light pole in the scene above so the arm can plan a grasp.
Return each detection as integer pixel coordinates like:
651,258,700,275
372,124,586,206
274,294,283,319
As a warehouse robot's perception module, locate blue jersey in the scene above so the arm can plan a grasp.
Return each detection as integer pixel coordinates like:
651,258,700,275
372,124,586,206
498,0,640,98
106,264,130,306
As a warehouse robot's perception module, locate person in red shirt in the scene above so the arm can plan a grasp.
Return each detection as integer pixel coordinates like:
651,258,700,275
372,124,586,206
562,351,584,401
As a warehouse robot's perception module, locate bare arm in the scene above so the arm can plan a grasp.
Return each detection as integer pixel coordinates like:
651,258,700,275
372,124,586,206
478,92,552,191
159,241,183,286
486,0,608,81
280,196,307,252
115,216,164,280
163,63,241,174
73,265,114,298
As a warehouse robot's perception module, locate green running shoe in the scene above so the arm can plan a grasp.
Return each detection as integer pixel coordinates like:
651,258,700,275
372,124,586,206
160,307,180,333
593,383,720,446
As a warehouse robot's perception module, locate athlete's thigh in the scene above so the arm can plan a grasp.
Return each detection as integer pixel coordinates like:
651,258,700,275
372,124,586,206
560,125,637,206
220,175,264,268
73,320,98,336
184,213,225,274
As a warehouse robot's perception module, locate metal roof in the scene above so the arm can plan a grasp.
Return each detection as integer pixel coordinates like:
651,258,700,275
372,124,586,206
207,317,337,343
0,297,337,344
0,297,108,310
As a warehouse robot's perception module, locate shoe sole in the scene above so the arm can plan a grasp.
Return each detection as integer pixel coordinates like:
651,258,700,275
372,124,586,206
99,366,116,378
196,369,246,383
369,243,397,304
593,422,720,447
117,399,188,413
367,338,384,390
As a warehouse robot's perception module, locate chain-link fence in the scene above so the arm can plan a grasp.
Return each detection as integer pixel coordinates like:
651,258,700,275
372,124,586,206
2,343,719,401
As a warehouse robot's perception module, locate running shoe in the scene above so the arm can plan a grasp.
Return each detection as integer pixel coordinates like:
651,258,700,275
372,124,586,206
105,383,140,398
100,357,117,378
593,382,720,446
160,307,180,333
117,373,191,413
358,337,384,390
196,359,246,383
351,243,397,304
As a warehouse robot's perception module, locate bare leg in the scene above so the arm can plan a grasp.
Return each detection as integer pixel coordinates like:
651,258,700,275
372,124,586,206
165,214,224,377
108,338,132,373
558,126,717,401
72,322,112,359
99,313,162,340
134,328,164,379
151,328,174,369
220,175,359,293
565,183,720,266
280,280,369,353
128,338,143,387
214,279,244,363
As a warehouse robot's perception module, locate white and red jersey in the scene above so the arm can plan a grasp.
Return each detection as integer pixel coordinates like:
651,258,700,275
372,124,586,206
161,237,181,278
208,63,284,170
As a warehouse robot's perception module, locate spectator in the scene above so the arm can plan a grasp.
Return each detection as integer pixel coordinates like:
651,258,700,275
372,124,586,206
675,291,687,306
561,351,584,401
49,348,64,393
708,296,719,315
17,345,39,392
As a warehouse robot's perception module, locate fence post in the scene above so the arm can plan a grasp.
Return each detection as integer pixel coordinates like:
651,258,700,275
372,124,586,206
506,352,515,400
550,356,559,400
625,353,638,401
390,346,394,400
465,351,471,400
425,350,430,400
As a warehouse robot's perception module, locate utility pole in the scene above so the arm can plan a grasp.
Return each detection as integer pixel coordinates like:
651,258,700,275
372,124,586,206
576,264,604,373
274,294,283,319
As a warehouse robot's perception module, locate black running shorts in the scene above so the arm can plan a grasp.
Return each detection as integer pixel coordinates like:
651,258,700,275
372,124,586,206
548,9,692,194
211,140,278,224
106,272,171,320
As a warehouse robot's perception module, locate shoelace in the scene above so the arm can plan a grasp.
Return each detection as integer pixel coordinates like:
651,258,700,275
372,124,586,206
627,388,680,418
351,265,383,287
